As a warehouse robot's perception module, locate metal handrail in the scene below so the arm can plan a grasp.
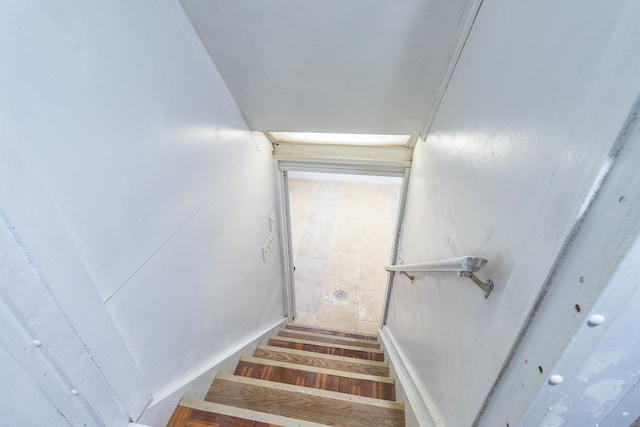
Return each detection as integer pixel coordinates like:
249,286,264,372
385,256,494,298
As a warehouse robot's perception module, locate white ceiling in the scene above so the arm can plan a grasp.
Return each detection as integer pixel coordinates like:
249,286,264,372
180,0,471,135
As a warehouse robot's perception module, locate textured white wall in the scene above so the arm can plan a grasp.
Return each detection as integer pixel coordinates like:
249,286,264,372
0,0,285,423
385,0,640,425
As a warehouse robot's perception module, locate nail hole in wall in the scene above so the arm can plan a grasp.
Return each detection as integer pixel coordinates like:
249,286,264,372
575,304,581,313
539,366,543,374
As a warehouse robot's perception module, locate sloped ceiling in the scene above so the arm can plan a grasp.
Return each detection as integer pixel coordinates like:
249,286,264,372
181,0,472,135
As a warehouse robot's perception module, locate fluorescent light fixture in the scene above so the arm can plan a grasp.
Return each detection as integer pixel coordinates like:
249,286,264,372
270,132,410,146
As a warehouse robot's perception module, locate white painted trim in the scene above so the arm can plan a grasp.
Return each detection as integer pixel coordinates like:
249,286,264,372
277,158,410,176
379,326,439,427
273,142,414,162
276,166,295,320
382,167,412,325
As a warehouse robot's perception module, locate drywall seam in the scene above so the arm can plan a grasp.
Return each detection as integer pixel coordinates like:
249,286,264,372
379,326,438,427
103,198,211,303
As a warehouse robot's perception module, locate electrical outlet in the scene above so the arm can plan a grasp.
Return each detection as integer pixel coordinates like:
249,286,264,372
262,236,272,261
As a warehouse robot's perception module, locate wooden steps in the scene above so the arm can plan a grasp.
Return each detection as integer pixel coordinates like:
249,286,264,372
276,328,382,348
284,324,379,341
253,345,390,377
268,336,386,361
167,324,404,426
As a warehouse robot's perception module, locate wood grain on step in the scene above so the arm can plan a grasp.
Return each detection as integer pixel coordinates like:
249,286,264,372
277,329,381,349
166,405,281,427
268,337,385,362
285,324,378,341
235,360,395,400
254,345,390,376
206,377,405,427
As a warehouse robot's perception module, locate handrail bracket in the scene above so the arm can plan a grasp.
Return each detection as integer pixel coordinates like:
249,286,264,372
459,271,494,298
401,271,415,283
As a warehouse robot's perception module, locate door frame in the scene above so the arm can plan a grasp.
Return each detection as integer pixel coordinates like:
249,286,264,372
274,158,411,327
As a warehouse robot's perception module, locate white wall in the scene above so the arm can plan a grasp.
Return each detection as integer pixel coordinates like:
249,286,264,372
385,0,640,425
0,0,285,424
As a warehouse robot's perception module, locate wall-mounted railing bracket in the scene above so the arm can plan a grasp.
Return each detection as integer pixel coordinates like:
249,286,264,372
401,271,414,283
458,271,494,298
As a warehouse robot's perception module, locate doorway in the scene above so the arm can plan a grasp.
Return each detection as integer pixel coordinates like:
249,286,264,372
287,172,402,334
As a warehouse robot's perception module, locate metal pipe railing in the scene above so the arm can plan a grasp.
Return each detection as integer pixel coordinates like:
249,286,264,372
385,256,494,298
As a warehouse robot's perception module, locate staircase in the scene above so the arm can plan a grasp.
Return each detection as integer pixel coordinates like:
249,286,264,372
167,324,405,426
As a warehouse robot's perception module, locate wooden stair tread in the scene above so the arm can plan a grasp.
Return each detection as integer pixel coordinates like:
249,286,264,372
167,403,283,427
277,328,382,348
241,356,393,383
236,357,395,400
206,375,404,427
268,336,385,361
286,324,378,341
254,345,390,376
176,398,330,427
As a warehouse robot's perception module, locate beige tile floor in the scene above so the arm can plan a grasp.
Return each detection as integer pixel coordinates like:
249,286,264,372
289,175,401,334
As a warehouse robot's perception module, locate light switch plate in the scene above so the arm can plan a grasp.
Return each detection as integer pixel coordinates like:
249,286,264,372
269,212,276,231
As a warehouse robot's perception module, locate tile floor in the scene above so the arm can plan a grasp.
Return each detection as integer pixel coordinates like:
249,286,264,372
289,175,401,334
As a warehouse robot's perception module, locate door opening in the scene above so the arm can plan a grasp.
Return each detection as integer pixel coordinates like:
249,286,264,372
287,171,402,334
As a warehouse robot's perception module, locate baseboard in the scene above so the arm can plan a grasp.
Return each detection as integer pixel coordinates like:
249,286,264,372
379,326,439,427
136,317,287,427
